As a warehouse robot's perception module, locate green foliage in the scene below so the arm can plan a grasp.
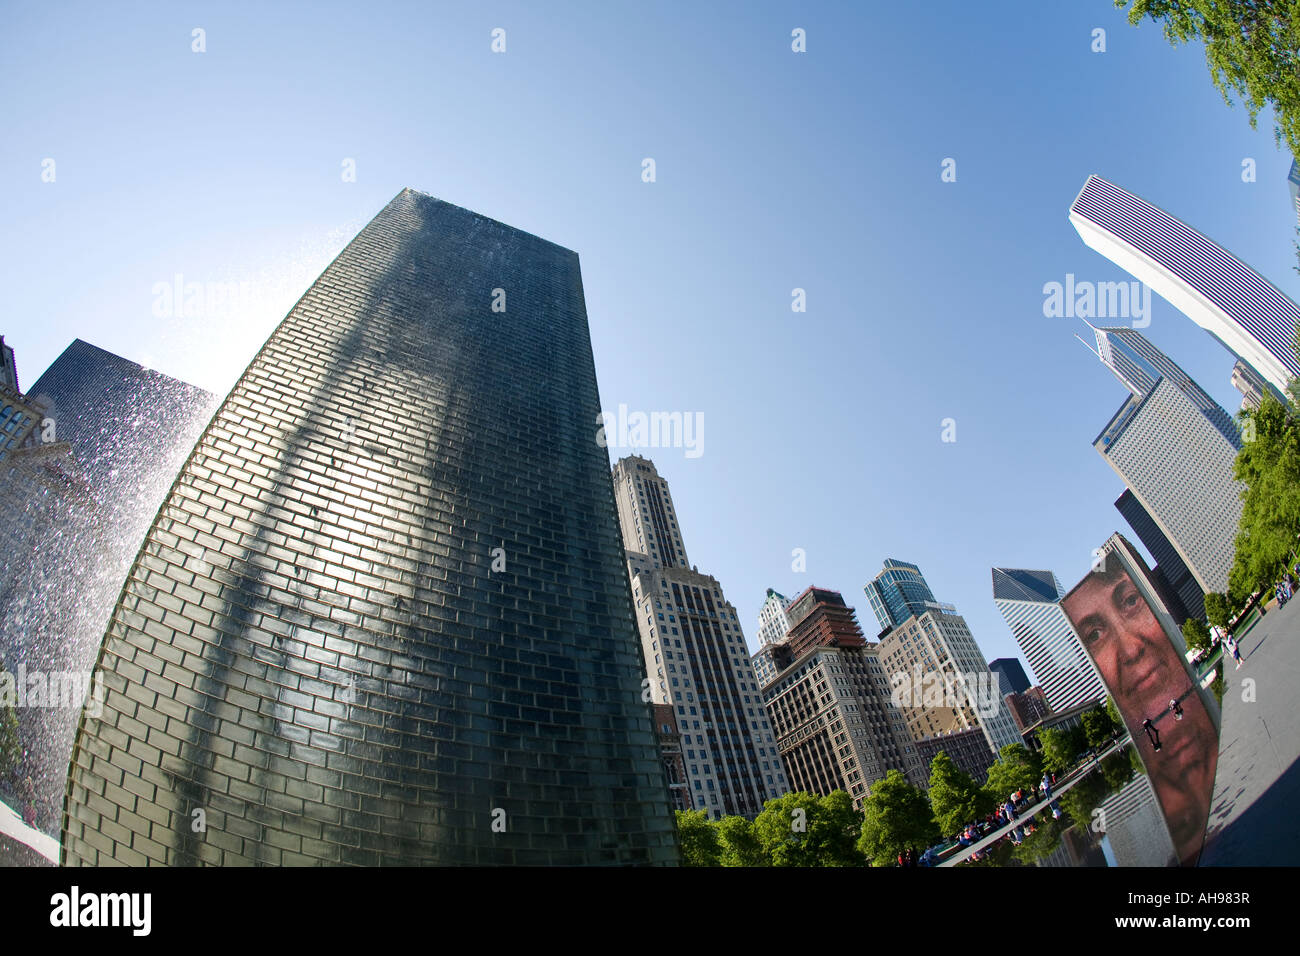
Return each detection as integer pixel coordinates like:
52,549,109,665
1100,750,1137,792
753,791,864,867
983,743,1043,803
927,751,993,836
1182,617,1212,652
1082,704,1121,749
1105,695,1123,732
858,771,940,867
1203,591,1231,628
716,814,767,867
1038,725,1087,774
1229,393,1300,600
1115,1,1300,156
674,809,721,866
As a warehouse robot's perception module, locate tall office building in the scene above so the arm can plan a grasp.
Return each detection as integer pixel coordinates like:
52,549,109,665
1094,378,1243,594
0,338,46,466
1289,159,1300,230
876,606,1022,757
1230,359,1271,410
988,657,1031,698
864,559,939,634
1116,489,1205,622
1081,323,1239,443
759,587,926,803
1069,174,1300,396
991,568,1107,714
611,455,689,569
615,455,787,819
1,335,19,391
756,587,793,647
63,190,680,866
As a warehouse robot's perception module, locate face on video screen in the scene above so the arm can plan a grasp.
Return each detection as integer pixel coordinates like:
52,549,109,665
1062,562,1217,865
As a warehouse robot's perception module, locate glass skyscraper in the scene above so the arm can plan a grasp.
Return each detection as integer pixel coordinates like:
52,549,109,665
864,558,938,633
1070,174,1300,396
61,189,680,865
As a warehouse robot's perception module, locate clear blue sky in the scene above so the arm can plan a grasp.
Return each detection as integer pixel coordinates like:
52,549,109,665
3,2,1297,683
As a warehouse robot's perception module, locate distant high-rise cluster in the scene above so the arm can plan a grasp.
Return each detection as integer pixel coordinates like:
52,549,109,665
754,585,928,804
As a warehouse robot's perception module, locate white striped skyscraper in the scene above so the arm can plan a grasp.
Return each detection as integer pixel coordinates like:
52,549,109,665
1070,175,1300,396
991,568,1106,713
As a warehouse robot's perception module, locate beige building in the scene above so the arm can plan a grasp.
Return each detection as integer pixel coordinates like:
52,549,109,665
615,456,788,819
877,609,1021,757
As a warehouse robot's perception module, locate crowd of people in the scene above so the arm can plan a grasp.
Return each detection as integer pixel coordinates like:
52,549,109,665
943,772,1064,864
1274,572,1295,608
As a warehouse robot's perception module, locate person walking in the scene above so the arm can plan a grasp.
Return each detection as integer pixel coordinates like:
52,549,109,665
1224,632,1244,669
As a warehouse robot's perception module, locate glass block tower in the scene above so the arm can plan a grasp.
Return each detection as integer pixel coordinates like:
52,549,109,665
62,189,680,866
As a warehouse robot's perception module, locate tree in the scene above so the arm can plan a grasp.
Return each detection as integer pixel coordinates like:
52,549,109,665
1039,724,1089,775
1229,393,1300,600
1115,1,1300,156
753,791,864,867
1082,703,1121,749
1105,695,1124,732
928,751,993,836
983,743,1043,803
1182,617,1212,652
1204,591,1231,628
674,809,721,866
716,814,767,867
858,771,940,867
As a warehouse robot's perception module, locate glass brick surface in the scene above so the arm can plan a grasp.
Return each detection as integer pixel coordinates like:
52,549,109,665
61,189,681,865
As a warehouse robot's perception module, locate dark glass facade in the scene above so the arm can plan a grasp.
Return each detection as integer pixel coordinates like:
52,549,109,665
61,189,680,865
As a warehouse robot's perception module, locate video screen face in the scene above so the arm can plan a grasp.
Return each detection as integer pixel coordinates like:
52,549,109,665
1062,562,1217,866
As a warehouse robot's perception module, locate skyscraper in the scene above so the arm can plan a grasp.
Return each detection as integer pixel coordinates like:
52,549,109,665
876,605,1022,757
758,586,927,801
864,559,939,634
62,190,680,865
1115,489,1205,622
756,587,793,647
988,657,1031,698
1094,378,1243,595
1081,323,1239,444
991,568,1107,713
1289,159,1300,231
1070,174,1300,396
613,455,787,818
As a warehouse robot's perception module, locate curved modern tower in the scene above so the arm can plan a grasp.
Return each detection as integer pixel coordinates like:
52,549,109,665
1070,174,1300,396
61,189,680,865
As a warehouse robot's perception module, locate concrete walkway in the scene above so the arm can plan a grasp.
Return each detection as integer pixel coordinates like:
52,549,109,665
1200,598,1300,866
0,795,59,865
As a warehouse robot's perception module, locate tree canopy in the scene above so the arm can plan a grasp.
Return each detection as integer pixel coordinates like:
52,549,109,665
1228,392,1300,603
983,743,1043,803
858,771,940,867
928,751,993,836
1115,1,1300,156
752,791,864,867
675,809,722,867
